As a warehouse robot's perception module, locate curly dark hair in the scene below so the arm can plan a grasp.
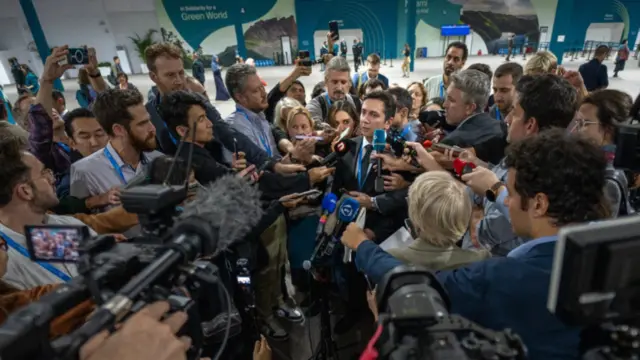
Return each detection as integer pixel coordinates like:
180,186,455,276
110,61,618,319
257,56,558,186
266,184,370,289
504,128,610,225
158,90,208,135
0,140,30,207
92,88,144,136
516,74,578,130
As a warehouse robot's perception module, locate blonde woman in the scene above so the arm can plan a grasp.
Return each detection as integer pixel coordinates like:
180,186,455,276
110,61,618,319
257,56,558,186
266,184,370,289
386,171,490,270
524,51,558,75
274,97,302,132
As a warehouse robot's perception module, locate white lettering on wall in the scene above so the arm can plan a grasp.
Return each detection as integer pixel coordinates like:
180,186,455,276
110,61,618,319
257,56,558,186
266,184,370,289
180,11,228,21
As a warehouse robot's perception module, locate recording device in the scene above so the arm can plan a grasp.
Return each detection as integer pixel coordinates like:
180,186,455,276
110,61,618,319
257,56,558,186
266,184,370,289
329,21,340,41
298,50,312,67
278,189,322,202
295,135,324,141
373,129,387,193
314,138,354,167
547,216,640,359
63,48,89,65
372,265,527,360
453,158,476,177
0,175,264,360
315,193,338,236
25,225,88,263
613,123,640,172
418,109,446,128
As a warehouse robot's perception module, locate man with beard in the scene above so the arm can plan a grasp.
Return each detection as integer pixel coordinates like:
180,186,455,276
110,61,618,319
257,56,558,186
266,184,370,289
489,62,523,122
307,56,361,124
0,140,99,289
423,42,468,100
70,89,163,213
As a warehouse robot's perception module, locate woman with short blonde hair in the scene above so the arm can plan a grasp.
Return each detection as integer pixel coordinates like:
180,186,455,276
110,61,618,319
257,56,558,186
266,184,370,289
386,171,489,270
275,97,302,131
524,51,558,75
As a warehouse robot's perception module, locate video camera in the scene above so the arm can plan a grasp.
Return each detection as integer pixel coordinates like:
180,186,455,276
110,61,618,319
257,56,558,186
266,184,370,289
547,216,640,359
0,175,264,360
372,265,527,360
613,123,640,172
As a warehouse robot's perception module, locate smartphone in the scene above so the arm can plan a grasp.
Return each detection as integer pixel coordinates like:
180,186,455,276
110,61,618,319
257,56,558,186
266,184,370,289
298,50,312,67
294,135,324,141
65,48,89,65
237,275,251,285
25,225,89,263
279,189,322,202
329,21,340,41
431,143,463,156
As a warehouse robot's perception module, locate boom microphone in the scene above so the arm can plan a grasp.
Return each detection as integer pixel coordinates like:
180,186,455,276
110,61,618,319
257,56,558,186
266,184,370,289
373,129,387,193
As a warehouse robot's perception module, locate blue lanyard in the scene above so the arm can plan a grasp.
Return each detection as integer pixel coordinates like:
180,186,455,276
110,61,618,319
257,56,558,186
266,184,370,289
356,144,368,189
165,123,178,145
237,108,272,156
103,147,128,185
323,94,332,107
0,229,71,282
495,109,501,121
400,125,411,139
439,81,445,98
57,142,71,153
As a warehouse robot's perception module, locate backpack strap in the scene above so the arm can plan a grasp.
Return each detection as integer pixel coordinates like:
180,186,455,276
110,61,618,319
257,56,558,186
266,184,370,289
605,168,633,216
318,94,329,123
352,95,362,114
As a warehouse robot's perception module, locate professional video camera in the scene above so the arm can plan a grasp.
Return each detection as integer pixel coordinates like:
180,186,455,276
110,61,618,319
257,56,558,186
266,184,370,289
0,174,264,360
547,216,640,360
371,265,527,360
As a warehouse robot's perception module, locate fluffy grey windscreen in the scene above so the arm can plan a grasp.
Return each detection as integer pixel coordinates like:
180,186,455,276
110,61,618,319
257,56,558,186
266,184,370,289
180,175,264,245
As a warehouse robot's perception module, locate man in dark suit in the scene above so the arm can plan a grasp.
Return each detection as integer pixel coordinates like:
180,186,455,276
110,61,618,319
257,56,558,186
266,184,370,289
579,45,609,92
331,90,407,333
439,69,506,165
343,129,611,360
333,90,406,243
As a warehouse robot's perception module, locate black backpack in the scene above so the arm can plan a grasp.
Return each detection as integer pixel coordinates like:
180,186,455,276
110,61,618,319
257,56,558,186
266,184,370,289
605,167,634,216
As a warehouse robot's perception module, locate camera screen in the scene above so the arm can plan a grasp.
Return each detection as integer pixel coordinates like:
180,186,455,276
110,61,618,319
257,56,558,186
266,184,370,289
237,275,251,285
27,226,82,263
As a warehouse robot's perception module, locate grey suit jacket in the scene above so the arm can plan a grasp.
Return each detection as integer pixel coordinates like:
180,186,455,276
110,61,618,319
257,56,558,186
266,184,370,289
386,239,490,271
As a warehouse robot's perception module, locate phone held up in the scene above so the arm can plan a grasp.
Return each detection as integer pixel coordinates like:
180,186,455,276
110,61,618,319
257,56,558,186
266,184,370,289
329,20,340,41
298,50,312,67
59,47,90,66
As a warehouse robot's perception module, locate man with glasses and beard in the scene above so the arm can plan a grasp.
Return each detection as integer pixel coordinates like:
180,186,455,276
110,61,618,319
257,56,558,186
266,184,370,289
70,89,163,213
0,140,98,289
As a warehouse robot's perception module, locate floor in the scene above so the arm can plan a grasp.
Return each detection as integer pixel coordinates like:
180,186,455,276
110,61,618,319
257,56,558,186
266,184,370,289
3,54,640,118
4,54,639,360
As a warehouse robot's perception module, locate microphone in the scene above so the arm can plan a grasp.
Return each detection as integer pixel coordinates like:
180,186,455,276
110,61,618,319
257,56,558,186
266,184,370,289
176,174,264,256
373,129,386,193
328,197,360,260
315,193,338,236
303,195,350,271
315,138,354,167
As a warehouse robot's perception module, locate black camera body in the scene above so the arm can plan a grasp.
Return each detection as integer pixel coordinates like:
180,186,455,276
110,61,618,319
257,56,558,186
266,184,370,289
375,266,527,360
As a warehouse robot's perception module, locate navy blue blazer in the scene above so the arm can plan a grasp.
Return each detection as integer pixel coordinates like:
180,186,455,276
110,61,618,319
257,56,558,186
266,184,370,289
355,240,581,360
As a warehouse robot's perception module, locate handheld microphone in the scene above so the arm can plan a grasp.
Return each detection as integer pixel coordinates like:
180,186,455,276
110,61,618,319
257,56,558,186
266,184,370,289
315,193,338,236
373,129,386,193
326,197,360,259
303,195,352,271
315,138,354,167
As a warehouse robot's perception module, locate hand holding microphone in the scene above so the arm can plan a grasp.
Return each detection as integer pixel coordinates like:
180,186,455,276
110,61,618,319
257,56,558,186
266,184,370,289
373,129,387,193
341,223,369,251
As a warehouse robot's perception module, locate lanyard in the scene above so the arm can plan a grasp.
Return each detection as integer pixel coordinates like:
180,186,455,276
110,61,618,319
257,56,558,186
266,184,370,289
103,147,128,185
495,109,501,121
356,144,368,189
400,125,412,139
323,94,332,108
0,230,71,282
439,80,445,98
57,142,71,153
237,108,272,156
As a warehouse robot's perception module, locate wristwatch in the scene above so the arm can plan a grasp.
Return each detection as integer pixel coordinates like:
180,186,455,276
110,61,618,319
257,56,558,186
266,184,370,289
485,181,505,203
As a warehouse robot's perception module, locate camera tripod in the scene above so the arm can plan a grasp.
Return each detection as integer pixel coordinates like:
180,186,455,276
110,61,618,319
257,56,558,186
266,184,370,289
309,266,341,360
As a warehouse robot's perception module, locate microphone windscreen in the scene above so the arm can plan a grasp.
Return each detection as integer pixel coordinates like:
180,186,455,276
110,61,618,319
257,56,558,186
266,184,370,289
324,195,347,235
179,175,264,253
337,197,361,223
321,193,338,213
372,129,386,153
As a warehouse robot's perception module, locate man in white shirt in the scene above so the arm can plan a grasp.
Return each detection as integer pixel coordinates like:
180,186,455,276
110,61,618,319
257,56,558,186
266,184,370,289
0,140,97,289
423,42,468,100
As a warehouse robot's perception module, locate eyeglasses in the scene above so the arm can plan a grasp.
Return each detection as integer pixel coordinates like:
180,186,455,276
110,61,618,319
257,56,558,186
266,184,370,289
576,118,600,129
